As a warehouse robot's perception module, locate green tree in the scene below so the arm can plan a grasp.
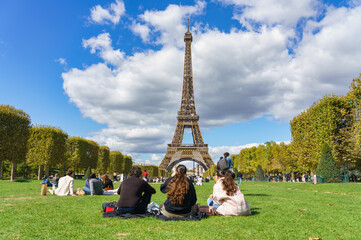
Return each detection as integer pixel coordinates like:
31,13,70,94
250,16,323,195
109,151,123,173
85,140,99,171
291,95,349,172
316,143,340,176
26,126,68,179
344,74,361,171
255,164,265,181
66,137,88,173
0,105,31,180
97,146,110,175
84,166,91,179
123,155,133,175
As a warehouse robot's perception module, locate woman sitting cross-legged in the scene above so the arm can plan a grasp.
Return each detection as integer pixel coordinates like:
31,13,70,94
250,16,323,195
207,170,251,216
116,166,156,214
160,165,198,218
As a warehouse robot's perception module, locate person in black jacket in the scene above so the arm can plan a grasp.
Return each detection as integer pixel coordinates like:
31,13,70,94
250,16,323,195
101,174,114,190
116,166,156,214
102,166,156,214
160,165,198,218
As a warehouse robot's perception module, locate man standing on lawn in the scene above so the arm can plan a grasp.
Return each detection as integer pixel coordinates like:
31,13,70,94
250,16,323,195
142,170,148,181
237,171,243,185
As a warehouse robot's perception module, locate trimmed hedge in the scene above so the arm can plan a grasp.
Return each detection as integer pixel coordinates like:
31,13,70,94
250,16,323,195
97,146,110,175
109,151,123,174
0,105,31,180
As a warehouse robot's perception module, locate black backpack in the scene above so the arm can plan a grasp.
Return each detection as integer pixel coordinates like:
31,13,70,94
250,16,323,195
217,157,230,170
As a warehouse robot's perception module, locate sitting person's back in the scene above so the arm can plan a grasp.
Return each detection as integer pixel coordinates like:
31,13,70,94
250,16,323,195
101,174,114,190
116,166,156,214
51,174,60,187
208,170,250,216
83,173,103,195
54,170,75,196
40,175,52,187
160,165,198,218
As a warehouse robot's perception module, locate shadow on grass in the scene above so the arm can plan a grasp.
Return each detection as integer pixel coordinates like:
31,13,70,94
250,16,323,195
244,194,270,197
250,207,260,216
14,179,31,183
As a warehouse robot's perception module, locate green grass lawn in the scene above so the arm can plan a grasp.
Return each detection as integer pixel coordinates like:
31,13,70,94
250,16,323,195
0,179,360,240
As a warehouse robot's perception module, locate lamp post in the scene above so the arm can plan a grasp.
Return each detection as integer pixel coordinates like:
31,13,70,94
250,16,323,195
265,141,269,181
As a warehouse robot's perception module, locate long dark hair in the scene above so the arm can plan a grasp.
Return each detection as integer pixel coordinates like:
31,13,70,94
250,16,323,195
216,170,237,196
166,165,189,205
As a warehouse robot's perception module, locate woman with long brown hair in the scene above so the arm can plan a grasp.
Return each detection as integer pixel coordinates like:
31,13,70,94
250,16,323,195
207,169,251,216
101,174,114,190
160,165,198,218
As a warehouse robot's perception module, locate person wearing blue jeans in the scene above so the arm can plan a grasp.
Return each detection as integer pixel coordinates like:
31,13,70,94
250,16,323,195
237,171,242,185
83,173,103,195
207,197,220,210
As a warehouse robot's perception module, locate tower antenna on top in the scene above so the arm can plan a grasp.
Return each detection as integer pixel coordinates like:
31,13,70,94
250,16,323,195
187,18,190,32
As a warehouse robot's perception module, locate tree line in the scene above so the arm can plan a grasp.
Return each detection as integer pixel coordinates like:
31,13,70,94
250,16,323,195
133,164,171,178
204,74,361,179
0,105,137,180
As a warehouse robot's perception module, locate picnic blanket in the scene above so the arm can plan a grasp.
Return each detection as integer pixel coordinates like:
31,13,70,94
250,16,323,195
103,211,208,221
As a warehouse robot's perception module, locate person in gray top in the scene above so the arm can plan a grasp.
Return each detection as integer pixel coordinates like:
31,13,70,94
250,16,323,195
83,173,103,195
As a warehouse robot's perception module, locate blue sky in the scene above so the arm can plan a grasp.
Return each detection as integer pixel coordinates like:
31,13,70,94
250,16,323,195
1,0,361,166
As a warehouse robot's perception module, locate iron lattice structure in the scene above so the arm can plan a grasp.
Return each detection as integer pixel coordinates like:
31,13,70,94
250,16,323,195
159,24,214,172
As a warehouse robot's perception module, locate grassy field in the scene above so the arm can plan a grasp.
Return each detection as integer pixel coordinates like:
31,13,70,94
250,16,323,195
0,179,360,240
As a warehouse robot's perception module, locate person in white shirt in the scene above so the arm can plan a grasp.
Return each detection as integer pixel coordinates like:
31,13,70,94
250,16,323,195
50,170,75,196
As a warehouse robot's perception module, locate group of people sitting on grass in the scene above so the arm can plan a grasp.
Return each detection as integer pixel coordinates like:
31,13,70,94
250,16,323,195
48,170,116,196
102,163,250,217
47,152,250,217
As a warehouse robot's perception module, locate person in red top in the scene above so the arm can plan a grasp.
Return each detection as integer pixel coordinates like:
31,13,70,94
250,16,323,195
142,170,148,180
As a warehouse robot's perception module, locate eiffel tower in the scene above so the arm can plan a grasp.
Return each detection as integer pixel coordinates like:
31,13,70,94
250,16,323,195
159,22,214,172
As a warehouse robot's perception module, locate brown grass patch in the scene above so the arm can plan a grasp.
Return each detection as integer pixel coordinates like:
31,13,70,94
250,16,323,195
116,233,130,236
4,197,35,201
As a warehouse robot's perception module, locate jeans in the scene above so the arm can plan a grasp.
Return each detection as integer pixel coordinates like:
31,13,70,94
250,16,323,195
116,192,152,214
207,198,220,210
238,177,242,185
83,186,91,195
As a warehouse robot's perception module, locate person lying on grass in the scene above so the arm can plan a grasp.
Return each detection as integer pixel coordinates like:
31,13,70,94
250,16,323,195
103,166,156,214
207,170,251,216
160,165,198,218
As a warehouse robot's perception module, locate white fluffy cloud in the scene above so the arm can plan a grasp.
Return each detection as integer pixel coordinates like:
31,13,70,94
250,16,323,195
219,0,318,29
130,1,206,46
89,0,125,25
63,2,361,161
82,33,124,66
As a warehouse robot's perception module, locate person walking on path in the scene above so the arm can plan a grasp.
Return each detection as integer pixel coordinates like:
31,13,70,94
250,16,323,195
237,171,243,185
